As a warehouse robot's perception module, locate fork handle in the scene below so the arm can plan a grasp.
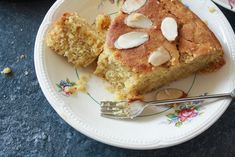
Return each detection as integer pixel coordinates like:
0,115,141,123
146,93,233,106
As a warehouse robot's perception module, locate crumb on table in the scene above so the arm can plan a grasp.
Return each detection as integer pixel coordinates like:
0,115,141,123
1,67,12,75
20,54,26,59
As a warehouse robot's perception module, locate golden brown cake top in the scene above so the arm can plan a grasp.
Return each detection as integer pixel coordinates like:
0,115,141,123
106,0,223,73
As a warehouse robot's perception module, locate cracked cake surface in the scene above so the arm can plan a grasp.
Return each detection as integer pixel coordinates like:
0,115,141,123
95,0,225,99
106,0,223,72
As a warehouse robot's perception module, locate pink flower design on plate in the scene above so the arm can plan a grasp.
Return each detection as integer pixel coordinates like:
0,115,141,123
166,100,204,127
178,108,198,122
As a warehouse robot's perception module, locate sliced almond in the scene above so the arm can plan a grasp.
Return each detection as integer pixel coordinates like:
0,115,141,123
125,13,153,29
156,88,186,100
114,32,149,49
148,47,171,66
121,0,147,14
161,17,178,41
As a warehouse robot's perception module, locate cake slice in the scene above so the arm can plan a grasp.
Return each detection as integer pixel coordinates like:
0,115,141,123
95,0,225,99
46,12,104,67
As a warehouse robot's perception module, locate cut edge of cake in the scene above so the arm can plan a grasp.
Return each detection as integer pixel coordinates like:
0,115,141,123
46,12,104,67
95,45,223,99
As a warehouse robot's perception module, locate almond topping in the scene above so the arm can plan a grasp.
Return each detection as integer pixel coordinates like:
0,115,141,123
156,88,186,100
114,32,149,49
148,47,171,66
161,17,178,41
121,0,147,14
125,13,153,29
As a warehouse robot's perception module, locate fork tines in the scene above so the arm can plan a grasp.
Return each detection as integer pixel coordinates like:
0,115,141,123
100,101,131,119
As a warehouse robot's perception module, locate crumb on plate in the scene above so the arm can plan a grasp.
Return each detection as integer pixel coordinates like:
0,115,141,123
76,74,90,93
208,6,216,13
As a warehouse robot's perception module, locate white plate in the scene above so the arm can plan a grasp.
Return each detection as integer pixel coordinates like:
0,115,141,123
34,0,235,149
213,0,235,12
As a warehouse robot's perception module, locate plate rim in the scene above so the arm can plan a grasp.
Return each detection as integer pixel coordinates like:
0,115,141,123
34,0,235,149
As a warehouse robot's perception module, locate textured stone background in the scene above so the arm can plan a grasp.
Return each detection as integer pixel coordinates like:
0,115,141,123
0,0,235,156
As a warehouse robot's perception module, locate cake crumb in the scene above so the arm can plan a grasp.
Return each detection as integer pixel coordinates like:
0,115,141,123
96,14,111,32
208,6,216,13
20,54,26,59
24,71,29,76
17,54,27,62
75,74,90,92
1,67,12,75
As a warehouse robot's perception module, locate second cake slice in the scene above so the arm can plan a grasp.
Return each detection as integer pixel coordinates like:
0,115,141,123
46,12,104,67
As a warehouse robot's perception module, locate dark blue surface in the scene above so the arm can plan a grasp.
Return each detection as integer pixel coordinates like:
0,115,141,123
0,0,235,156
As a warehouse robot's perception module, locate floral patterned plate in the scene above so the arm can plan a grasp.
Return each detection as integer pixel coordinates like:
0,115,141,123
34,0,235,149
213,0,235,12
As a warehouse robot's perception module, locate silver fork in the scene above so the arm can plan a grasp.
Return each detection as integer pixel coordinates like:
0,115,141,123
100,90,235,119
